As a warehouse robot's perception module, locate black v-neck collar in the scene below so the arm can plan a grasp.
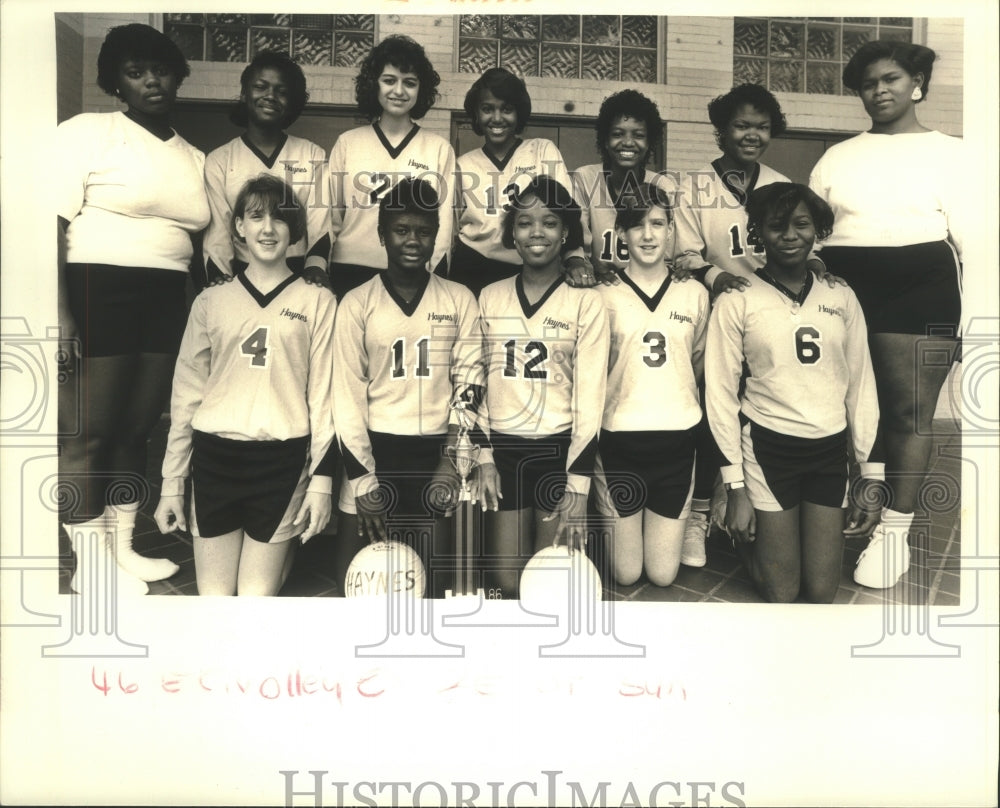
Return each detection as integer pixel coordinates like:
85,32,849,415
381,271,430,317
373,122,419,160
712,158,761,208
618,269,671,312
241,132,288,169
515,274,564,320
754,267,813,305
482,138,523,171
238,270,299,308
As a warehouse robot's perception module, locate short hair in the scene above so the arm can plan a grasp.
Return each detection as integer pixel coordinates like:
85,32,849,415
500,176,584,254
707,84,788,145
614,182,675,232
377,178,440,233
745,182,834,244
463,68,532,135
97,23,191,96
229,51,309,128
354,35,440,121
842,41,936,101
595,90,664,167
231,174,307,246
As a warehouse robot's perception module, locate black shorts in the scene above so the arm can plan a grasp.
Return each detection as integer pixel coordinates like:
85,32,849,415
339,432,449,518
491,430,572,512
449,240,520,298
64,263,187,357
190,431,309,543
598,427,697,518
742,421,849,512
819,241,961,336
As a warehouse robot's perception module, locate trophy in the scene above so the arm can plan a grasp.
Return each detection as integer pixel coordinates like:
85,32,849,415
445,397,483,598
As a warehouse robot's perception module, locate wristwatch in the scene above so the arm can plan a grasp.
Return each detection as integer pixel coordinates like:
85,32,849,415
725,481,745,491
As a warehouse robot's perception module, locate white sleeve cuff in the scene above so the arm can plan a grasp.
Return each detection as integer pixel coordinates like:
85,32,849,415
720,464,744,485
859,462,885,481
306,475,333,495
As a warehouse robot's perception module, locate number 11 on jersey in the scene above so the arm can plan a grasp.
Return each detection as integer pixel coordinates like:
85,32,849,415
391,337,431,379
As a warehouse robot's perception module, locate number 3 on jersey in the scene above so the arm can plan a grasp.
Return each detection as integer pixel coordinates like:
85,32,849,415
794,326,821,364
241,326,269,368
642,331,668,367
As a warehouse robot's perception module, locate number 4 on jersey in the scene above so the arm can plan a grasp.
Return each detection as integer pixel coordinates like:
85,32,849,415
241,327,269,368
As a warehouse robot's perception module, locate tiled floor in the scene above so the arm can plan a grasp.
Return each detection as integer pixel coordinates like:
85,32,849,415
59,418,962,604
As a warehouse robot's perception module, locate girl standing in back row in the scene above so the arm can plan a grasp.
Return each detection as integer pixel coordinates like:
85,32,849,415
328,35,455,299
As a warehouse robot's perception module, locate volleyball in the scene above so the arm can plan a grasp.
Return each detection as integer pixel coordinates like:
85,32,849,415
344,540,426,598
519,545,602,606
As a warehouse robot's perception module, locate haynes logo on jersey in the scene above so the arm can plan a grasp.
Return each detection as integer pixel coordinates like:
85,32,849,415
816,304,844,318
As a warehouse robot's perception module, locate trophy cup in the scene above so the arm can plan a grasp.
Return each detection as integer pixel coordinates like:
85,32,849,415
445,398,483,598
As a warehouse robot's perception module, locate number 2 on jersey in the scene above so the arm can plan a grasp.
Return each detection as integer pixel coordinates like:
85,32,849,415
503,339,548,378
241,327,269,368
391,337,431,379
728,223,764,257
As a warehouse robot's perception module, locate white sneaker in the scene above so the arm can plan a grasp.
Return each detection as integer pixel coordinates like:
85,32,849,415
853,524,910,589
681,511,709,567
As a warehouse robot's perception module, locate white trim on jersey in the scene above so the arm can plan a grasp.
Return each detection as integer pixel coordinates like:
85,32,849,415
705,269,880,486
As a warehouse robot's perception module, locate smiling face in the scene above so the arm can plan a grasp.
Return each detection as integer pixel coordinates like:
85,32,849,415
859,58,922,128
719,103,772,168
243,66,291,129
605,115,649,172
511,195,568,271
380,211,437,274
618,205,673,270
476,88,519,155
377,64,420,120
759,200,816,271
236,205,291,265
116,59,178,116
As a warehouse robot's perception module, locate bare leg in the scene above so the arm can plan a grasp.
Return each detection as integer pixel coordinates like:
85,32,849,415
237,535,297,596
194,530,244,596
642,511,686,587
736,507,802,603
799,502,846,604
610,512,644,586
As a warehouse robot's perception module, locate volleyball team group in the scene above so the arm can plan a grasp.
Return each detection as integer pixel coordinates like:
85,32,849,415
57,24,965,602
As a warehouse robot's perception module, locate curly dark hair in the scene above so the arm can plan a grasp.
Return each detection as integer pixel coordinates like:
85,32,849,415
96,23,190,96
463,67,532,135
707,84,788,146
354,35,440,121
614,181,675,232
745,183,834,245
595,89,664,167
501,176,584,254
377,177,440,234
842,41,936,102
230,174,308,246
229,51,309,128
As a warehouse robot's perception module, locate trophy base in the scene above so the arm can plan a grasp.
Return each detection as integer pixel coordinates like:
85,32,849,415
445,588,486,599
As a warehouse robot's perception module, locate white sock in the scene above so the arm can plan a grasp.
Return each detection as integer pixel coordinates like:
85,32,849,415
107,503,179,582
880,508,914,549
65,515,148,596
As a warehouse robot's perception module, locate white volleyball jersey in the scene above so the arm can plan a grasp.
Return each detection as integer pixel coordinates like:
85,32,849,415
457,137,574,264
479,275,609,495
161,273,337,496
328,124,455,272
572,165,679,271
673,160,789,289
600,271,709,432
203,134,331,276
333,272,486,497
705,270,879,484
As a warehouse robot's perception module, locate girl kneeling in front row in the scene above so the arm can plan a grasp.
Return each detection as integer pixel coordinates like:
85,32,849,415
596,183,709,587
705,183,881,603
155,175,338,595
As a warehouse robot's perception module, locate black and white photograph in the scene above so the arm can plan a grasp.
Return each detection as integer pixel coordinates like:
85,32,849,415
1,0,997,805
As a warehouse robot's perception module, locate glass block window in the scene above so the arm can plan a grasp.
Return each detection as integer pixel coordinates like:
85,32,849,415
734,17,912,95
458,15,658,83
164,14,375,66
